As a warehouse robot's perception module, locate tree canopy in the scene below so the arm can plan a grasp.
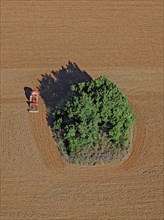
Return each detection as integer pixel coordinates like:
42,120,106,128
52,76,136,158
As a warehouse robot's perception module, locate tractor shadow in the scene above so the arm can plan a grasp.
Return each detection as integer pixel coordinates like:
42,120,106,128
24,87,32,100
38,61,92,127
24,86,32,108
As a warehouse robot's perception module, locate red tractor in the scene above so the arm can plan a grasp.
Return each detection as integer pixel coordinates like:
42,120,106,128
28,90,39,112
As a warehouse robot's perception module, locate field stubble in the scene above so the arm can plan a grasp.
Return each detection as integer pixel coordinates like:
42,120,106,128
1,67,163,219
1,0,163,219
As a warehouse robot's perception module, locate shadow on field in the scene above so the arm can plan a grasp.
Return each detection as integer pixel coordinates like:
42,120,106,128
24,87,32,101
38,61,92,126
24,86,32,108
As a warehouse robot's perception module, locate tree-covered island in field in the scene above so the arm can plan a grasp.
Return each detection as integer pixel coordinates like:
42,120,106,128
52,75,136,165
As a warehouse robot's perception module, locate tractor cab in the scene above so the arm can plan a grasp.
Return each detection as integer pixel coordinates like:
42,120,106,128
28,90,39,113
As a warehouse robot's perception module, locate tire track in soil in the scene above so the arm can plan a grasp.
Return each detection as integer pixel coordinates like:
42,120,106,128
1,96,66,172
137,126,163,169
28,96,66,172
1,89,147,217
68,87,151,216
2,89,145,217
119,114,146,171
67,107,146,215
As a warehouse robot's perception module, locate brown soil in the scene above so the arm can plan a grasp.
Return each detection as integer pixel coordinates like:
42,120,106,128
1,1,163,219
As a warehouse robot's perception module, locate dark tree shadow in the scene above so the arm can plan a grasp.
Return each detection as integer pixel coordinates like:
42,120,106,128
38,61,92,127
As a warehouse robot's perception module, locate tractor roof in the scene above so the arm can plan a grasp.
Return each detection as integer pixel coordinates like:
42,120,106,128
32,90,39,94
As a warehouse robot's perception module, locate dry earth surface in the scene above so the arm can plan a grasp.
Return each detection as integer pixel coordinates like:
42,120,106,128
1,0,163,220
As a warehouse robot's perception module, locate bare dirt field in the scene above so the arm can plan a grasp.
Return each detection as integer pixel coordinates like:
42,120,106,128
1,1,163,219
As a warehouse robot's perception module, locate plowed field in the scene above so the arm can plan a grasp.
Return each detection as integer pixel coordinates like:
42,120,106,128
1,1,163,219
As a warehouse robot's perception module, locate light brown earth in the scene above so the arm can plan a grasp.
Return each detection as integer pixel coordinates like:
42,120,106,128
1,1,163,219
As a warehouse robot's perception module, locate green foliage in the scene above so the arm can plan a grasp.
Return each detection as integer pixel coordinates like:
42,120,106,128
52,76,136,156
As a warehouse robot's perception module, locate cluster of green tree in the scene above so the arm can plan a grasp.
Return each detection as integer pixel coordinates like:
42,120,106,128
52,76,136,157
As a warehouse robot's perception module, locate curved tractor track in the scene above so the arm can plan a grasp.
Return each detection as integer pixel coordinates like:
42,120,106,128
29,97,66,171
1,0,163,219
1,68,163,220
